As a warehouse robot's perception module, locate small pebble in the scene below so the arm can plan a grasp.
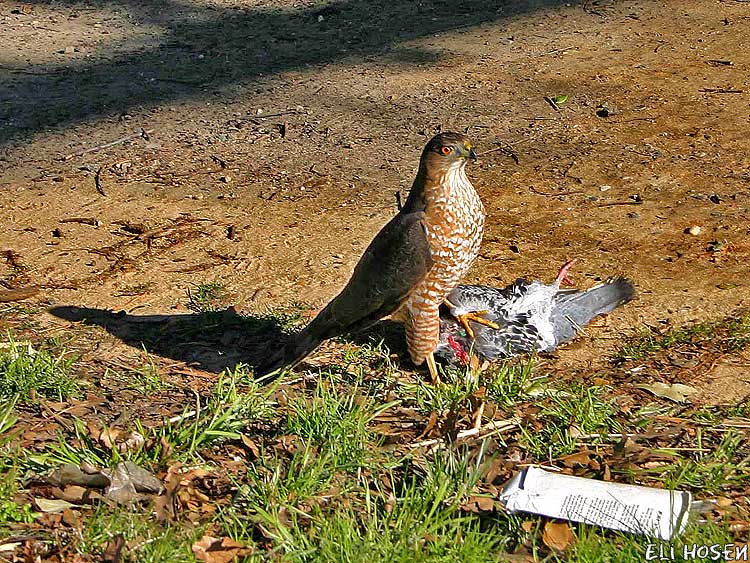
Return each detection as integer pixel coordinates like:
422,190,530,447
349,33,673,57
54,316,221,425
687,225,701,236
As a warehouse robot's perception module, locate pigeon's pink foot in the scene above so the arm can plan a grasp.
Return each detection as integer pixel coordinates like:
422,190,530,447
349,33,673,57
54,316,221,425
555,258,577,287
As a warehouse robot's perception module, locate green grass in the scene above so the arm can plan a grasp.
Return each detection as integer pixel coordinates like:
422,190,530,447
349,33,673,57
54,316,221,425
2,309,748,562
26,364,278,470
631,431,750,493
614,311,750,364
112,347,172,395
226,448,513,563
77,504,203,563
0,335,80,402
520,382,619,460
0,398,40,528
285,376,391,468
187,280,230,313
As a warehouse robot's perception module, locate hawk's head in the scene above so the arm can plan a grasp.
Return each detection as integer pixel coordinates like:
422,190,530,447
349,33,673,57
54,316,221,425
421,132,478,170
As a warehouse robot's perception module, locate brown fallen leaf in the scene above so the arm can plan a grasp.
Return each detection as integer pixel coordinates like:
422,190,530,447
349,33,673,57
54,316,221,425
191,535,249,563
634,382,698,403
240,434,260,459
462,495,495,513
559,450,592,469
54,485,89,504
61,508,81,528
542,520,575,552
103,534,125,563
34,498,76,513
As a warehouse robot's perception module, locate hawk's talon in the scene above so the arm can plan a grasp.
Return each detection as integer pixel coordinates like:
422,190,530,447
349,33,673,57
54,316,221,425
444,298,500,339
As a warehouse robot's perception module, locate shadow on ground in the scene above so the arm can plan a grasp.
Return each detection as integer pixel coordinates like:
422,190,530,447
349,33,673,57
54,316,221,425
49,304,289,374
48,304,414,375
2,0,569,146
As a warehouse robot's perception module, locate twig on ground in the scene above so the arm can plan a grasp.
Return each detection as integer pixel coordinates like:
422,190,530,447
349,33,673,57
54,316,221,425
530,186,584,197
63,129,154,160
408,417,519,450
94,167,106,196
60,217,102,227
534,46,577,57
699,88,744,94
597,200,643,207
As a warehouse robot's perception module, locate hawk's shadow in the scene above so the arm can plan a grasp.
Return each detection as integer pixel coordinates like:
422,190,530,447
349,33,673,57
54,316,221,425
48,305,289,375
48,305,412,376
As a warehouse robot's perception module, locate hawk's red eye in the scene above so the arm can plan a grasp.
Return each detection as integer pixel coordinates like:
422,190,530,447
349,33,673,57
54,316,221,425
440,146,452,156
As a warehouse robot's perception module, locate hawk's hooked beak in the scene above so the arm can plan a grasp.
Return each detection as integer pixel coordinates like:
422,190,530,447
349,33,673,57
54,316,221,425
462,144,478,162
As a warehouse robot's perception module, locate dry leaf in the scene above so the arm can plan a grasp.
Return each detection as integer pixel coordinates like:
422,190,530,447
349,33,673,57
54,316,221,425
54,485,89,504
634,382,698,403
61,508,81,527
102,534,125,563
192,535,249,563
462,495,495,513
47,463,109,489
240,434,260,459
559,451,591,468
542,521,575,551
35,498,76,513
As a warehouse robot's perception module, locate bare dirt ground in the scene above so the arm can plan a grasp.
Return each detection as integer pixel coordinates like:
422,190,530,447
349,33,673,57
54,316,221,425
1,0,750,396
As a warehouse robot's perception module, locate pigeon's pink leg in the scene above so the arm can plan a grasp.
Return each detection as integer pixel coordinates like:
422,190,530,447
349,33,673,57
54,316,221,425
555,258,578,286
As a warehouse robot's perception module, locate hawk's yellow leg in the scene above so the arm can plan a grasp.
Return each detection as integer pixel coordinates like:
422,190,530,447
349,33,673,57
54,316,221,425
443,299,500,339
426,352,440,385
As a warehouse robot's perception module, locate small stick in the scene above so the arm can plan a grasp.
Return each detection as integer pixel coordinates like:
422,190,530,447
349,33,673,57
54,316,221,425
60,217,101,226
699,88,743,94
480,145,520,164
597,200,643,207
530,186,584,197
534,46,577,57
254,109,301,119
544,96,561,111
407,418,519,449
63,129,154,160
94,166,106,196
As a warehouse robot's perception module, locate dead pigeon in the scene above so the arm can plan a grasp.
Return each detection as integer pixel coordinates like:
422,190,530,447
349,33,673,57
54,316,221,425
436,260,635,364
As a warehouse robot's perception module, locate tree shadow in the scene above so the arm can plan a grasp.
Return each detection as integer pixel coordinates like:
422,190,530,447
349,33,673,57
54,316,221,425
2,0,570,146
48,304,290,374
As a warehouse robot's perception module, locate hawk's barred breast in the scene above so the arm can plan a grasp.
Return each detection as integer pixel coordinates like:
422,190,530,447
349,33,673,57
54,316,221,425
402,163,485,365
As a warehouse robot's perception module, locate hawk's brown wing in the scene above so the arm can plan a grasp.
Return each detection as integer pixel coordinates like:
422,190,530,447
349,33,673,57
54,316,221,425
257,210,433,375
319,210,433,334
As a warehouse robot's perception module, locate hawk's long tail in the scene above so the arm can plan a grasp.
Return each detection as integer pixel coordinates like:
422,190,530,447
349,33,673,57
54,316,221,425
254,301,370,377
254,325,324,377
550,277,636,345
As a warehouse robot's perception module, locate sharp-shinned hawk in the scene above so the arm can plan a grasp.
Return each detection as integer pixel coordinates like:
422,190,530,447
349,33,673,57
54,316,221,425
257,132,486,381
